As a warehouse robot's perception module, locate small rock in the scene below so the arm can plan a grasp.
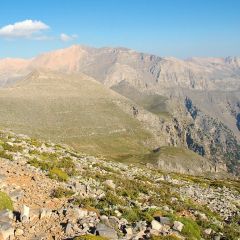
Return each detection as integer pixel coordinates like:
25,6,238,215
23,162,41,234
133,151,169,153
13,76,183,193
173,221,184,232
0,222,14,240
158,217,171,226
39,208,52,219
104,180,116,189
74,182,87,193
15,228,24,236
204,228,212,235
151,220,163,231
126,227,133,236
78,208,88,218
21,205,30,223
65,223,72,235
0,210,13,221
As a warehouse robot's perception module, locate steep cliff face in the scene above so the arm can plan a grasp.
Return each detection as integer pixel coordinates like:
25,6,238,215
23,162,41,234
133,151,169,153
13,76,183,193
164,97,240,175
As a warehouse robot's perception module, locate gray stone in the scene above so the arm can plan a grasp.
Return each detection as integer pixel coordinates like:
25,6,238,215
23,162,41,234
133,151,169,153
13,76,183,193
65,223,72,235
0,222,14,240
39,208,52,219
9,190,24,202
74,182,87,193
96,223,118,240
30,209,40,221
100,215,109,225
159,217,171,226
0,174,6,181
0,210,13,221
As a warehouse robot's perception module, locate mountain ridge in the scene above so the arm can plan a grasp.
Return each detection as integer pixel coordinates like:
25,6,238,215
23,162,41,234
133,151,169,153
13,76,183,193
0,45,239,175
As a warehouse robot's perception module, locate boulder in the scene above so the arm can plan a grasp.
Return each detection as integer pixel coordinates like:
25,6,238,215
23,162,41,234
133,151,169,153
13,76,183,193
96,223,118,239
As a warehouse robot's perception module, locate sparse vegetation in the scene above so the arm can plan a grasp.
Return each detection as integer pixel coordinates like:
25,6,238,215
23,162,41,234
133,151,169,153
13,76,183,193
178,217,201,240
0,150,13,161
2,142,23,152
0,191,13,211
49,168,69,181
74,235,109,240
150,236,181,240
52,187,74,198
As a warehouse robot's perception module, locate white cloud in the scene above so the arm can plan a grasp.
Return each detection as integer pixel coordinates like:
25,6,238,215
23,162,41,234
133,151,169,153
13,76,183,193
0,19,50,39
60,33,78,42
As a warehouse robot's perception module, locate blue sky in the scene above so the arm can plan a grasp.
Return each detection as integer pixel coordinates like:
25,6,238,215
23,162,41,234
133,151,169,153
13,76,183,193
0,0,239,58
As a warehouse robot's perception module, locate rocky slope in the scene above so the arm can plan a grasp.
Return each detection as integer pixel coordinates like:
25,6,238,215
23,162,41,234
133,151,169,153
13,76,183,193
0,129,239,240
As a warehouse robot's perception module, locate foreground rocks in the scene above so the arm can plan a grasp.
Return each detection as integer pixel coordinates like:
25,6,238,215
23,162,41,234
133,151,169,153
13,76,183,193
0,130,239,239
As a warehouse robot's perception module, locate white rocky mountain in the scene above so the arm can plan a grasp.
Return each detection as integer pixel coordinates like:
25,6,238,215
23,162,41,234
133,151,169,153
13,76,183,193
0,45,239,174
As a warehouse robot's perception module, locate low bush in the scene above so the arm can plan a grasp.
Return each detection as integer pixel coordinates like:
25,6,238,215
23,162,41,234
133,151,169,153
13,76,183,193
0,151,13,161
2,142,23,152
52,187,74,198
49,168,69,182
74,235,109,240
179,217,201,240
0,191,13,211
151,235,181,240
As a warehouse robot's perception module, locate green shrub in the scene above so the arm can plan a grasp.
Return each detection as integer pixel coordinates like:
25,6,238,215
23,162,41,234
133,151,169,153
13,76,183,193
0,191,13,211
27,158,52,171
49,168,69,181
74,235,109,240
150,235,181,240
150,235,180,240
52,187,74,198
58,157,76,176
29,139,42,147
2,142,23,152
0,151,13,161
179,217,201,240
73,197,97,208
121,207,142,222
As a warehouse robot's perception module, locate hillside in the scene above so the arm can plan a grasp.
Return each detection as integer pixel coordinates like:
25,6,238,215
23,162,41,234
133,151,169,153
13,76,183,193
0,129,239,239
0,70,154,159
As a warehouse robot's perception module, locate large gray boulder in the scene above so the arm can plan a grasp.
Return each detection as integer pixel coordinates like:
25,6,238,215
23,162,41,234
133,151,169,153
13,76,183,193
96,223,118,239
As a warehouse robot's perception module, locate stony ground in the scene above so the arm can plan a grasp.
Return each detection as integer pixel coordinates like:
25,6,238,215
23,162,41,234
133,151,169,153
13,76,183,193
0,130,239,240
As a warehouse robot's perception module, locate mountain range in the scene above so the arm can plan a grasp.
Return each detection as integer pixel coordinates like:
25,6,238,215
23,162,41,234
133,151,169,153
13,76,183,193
0,45,239,175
